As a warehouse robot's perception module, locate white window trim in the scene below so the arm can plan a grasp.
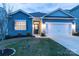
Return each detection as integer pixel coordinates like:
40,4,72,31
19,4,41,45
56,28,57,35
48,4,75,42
15,20,26,30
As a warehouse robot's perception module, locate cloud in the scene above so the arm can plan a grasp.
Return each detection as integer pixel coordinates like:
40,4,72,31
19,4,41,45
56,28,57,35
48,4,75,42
19,3,79,13
21,3,59,13
0,3,79,13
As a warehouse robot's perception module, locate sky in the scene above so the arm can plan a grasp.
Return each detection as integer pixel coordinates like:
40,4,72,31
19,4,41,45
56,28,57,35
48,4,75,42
0,3,79,13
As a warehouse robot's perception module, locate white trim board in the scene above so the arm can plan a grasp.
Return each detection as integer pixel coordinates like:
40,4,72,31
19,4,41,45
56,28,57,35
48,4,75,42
45,22,72,24
44,18,74,19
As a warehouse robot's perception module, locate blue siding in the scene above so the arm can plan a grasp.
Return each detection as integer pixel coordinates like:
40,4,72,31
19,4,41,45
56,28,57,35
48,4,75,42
8,11,32,36
76,24,79,32
75,19,79,32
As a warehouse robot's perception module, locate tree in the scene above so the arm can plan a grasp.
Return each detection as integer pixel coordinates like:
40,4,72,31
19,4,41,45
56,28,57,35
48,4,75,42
0,4,14,54
0,7,7,41
1,3,14,39
0,7,7,54
2,3,14,14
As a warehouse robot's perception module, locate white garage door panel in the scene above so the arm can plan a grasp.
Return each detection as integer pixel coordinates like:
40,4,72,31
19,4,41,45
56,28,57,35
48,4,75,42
46,23,72,36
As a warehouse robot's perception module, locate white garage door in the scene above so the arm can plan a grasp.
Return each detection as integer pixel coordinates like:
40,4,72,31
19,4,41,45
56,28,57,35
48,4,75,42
46,22,72,36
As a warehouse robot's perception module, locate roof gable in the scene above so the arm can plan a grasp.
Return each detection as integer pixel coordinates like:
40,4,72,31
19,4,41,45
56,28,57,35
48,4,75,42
9,9,33,18
43,8,74,18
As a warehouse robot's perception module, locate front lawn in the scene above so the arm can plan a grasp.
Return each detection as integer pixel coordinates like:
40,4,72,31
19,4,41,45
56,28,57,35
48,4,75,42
6,38,78,56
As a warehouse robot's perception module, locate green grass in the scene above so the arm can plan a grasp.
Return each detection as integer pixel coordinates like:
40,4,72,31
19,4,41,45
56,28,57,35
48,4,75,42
6,38,78,56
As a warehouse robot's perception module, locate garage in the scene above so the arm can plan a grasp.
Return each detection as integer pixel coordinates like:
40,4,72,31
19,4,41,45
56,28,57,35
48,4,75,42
46,22,72,36
42,9,74,36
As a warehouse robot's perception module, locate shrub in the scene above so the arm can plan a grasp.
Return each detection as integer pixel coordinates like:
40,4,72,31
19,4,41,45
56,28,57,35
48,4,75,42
41,33,46,36
5,35,12,39
72,32,79,36
18,33,22,37
26,33,32,37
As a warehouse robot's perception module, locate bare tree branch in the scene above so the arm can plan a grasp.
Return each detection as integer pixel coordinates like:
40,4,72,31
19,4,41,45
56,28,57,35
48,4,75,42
2,3,14,14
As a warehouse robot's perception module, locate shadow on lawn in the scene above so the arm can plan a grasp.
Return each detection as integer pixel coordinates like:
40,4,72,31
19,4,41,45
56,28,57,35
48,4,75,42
5,35,35,40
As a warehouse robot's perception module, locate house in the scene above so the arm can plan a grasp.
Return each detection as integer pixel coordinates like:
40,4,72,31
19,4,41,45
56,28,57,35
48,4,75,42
7,5,79,37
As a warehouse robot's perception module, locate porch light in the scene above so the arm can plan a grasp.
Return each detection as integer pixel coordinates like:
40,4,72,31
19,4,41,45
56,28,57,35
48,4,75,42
43,23,46,29
42,23,46,33
72,23,76,33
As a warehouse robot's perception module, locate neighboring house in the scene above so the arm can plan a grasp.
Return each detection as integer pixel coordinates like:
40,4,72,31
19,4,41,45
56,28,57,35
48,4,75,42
7,5,79,36
69,5,79,33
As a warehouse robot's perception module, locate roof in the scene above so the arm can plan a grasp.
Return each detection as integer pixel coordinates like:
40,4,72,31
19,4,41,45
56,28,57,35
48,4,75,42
43,8,74,18
29,12,46,17
9,9,33,18
70,5,79,12
68,5,79,18
63,10,71,13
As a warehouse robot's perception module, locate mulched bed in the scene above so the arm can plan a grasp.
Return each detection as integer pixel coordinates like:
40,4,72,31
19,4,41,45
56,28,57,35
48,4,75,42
0,48,15,56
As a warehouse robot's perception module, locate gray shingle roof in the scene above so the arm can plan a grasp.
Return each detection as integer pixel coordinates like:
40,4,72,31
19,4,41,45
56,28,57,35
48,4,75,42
29,12,46,17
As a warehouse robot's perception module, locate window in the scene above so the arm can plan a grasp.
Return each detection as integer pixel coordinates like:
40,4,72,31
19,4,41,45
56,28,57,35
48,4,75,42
15,20,26,30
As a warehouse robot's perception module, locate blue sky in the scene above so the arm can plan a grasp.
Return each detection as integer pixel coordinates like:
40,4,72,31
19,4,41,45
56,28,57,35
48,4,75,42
0,3,79,13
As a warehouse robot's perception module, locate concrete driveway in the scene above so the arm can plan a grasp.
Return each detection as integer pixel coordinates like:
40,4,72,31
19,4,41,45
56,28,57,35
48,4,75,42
47,35,79,55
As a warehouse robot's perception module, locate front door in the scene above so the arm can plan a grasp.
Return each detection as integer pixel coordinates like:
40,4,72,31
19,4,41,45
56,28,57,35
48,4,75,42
34,21,40,34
